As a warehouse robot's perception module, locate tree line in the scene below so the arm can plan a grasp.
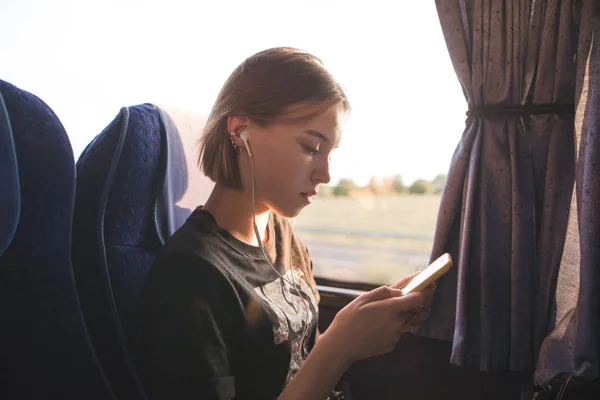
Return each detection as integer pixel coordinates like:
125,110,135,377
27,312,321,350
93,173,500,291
320,174,448,197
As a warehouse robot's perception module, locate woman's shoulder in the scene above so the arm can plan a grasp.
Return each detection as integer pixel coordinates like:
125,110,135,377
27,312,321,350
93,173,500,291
148,209,269,298
161,207,219,249
146,248,233,294
138,247,250,324
158,208,241,267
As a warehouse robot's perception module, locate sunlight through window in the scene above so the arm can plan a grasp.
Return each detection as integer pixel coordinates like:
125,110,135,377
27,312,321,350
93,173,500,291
1,0,466,285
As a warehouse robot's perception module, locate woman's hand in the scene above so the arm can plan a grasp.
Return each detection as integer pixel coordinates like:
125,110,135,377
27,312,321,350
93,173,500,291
391,275,436,333
279,278,436,400
324,285,431,363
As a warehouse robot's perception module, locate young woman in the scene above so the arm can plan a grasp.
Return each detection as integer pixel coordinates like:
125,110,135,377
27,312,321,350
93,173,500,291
131,47,435,400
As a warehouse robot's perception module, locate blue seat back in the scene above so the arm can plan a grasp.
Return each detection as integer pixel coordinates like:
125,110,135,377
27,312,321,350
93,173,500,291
0,79,115,399
72,104,211,399
0,90,19,256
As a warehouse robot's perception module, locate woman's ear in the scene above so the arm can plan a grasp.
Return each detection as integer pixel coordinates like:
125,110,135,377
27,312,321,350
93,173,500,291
227,115,249,150
226,115,248,137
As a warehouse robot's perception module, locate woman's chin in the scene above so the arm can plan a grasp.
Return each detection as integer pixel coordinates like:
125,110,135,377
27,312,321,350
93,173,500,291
270,204,305,220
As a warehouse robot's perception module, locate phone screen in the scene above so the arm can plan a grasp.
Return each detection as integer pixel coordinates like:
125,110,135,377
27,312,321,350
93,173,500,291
400,253,452,295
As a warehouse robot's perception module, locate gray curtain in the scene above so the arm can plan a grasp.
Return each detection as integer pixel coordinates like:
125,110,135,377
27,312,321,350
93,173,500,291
535,0,600,387
420,0,579,374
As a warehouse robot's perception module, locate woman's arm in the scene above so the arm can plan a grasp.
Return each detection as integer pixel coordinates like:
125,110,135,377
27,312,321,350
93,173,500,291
278,328,350,400
315,328,322,343
278,286,431,400
132,254,242,400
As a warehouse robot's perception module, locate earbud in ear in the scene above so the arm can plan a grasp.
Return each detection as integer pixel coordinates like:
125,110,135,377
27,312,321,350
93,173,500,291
239,131,253,158
229,132,240,153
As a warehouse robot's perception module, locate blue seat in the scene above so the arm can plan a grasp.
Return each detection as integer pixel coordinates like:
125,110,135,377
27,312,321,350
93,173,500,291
0,79,115,399
0,87,19,256
72,104,212,399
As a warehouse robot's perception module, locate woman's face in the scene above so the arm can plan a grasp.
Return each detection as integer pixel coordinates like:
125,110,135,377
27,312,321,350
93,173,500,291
238,104,344,218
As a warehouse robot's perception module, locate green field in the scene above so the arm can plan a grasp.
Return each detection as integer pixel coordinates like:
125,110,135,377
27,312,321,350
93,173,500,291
294,194,443,284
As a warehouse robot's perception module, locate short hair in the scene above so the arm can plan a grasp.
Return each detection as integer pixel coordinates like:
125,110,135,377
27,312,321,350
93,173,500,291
198,47,350,189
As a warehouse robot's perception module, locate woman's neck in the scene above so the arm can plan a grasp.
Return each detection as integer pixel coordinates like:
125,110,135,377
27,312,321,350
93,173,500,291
202,183,270,246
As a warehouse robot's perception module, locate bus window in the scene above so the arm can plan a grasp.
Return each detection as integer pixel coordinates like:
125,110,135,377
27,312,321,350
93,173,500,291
292,4,466,285
2,0,465,286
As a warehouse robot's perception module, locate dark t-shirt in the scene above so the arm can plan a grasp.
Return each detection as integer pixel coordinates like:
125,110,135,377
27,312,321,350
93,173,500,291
130,208,321,399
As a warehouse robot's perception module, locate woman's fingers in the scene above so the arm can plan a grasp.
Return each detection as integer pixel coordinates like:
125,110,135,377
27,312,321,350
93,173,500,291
358,286,403,303
409,307,431,326
386,291,427,313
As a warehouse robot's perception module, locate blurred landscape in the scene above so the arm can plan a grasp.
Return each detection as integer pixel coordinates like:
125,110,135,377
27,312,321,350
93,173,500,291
295,175,445,285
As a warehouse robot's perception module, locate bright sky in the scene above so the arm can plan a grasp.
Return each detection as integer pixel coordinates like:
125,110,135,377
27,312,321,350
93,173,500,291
0,0,467,186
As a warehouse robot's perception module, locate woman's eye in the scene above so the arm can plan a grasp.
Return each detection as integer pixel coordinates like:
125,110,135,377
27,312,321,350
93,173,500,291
302,145,319,155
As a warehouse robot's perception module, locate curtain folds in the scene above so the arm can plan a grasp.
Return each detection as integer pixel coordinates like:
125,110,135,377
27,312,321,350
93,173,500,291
535,0,600,387
423,0,579,377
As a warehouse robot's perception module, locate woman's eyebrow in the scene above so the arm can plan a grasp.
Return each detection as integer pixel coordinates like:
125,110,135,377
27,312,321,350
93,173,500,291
303,130,330,143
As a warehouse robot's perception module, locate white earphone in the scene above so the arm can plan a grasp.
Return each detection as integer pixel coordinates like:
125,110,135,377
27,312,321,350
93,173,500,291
234,130,312,353
239,131,253,158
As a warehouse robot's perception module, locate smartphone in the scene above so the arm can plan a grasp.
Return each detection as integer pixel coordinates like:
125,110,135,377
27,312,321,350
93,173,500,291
400,253,453,295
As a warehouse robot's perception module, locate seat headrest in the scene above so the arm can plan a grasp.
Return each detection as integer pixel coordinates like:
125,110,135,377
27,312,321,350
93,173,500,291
154,106,213,243
84,103,214,249
0,90,20,255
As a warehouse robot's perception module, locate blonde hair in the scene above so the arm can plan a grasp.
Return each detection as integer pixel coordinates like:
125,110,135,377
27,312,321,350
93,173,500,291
198,47,349,189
